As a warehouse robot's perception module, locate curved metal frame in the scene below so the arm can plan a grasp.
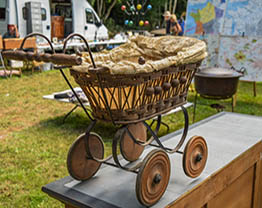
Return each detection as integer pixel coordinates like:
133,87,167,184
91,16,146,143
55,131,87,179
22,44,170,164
84,106,189,174
19,32,55,53
119,106,188,153
58,67,95,122
126,115,162,147
145,106,189,154
63,33,115,125
58,33,97,122
63,33,96,68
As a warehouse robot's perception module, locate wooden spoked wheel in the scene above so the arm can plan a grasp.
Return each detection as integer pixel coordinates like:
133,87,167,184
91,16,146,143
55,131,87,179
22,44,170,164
183,136,208,178
120,122,147,162
67,132,104,181
136,149,170,207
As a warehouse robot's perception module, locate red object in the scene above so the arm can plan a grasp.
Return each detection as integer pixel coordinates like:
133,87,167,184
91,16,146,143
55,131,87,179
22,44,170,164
7,24,16,31
121,5,126,11
8,24,15,29
145,21,149,26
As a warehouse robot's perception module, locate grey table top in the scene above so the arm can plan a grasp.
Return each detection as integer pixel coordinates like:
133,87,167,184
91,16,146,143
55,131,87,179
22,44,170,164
42,112,262,208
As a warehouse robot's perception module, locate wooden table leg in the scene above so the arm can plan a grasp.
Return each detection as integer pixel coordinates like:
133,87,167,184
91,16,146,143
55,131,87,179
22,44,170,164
233,93,237,110
65,204,77,208
253,82,257,97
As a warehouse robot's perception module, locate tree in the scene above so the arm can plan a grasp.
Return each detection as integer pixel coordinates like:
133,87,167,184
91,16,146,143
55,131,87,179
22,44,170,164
88,0,119,21
167,0,177,14
165,0,187,16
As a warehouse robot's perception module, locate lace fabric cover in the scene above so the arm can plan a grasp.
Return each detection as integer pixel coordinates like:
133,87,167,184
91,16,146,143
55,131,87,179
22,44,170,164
72,35,207,74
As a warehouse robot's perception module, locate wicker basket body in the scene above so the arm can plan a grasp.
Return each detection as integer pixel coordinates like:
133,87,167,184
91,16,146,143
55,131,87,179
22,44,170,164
70,62,201,124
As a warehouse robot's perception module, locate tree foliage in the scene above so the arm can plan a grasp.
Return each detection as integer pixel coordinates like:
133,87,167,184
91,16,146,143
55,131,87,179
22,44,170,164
87,0,121,21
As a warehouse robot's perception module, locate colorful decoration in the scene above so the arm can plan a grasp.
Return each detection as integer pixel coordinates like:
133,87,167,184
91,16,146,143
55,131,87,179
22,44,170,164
147,4,152,10
121,0,152,28
137,4,142,10
121,5,126,11
139,20,144,26
130,5,136,12
129,20,134,26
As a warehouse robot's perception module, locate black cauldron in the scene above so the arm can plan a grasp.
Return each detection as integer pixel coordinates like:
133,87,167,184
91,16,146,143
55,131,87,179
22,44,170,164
194,67,243,99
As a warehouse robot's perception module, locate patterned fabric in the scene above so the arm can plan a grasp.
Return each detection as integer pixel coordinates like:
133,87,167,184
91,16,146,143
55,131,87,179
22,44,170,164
54,89,88,103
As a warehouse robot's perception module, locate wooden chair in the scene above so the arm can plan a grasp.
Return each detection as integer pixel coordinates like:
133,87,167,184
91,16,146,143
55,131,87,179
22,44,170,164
0,35,9,77
2,37,40,76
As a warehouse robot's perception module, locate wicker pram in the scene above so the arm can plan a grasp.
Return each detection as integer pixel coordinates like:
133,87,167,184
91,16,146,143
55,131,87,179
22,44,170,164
3,33,209,207
70,62,199,124
70,35,206,124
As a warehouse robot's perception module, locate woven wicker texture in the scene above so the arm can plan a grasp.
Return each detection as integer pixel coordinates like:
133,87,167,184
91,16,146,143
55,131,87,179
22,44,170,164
72,35,207,74
70,62,200,124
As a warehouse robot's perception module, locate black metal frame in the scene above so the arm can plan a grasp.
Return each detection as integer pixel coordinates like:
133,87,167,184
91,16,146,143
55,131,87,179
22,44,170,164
193,92,235,123
57,63,190,175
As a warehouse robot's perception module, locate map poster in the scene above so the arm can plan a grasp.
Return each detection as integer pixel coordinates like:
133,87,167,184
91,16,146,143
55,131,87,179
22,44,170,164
222,0,262,36
185,0,226,35
185,0,262,82
185,0,262,36
190,34,220,68
218,36,262,81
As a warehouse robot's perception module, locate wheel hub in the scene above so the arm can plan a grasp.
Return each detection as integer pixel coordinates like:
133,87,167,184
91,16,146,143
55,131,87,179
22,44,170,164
153,174,162,184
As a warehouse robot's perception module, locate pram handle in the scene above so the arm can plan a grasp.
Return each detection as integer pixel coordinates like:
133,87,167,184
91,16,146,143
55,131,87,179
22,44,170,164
2,33,83,66
2,50,82,66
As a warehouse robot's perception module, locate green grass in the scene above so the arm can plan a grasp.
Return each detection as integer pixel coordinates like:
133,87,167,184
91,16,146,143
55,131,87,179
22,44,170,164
0,70,261,207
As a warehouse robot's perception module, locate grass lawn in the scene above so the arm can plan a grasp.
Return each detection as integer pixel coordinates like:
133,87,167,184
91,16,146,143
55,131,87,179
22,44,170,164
0,69,261,207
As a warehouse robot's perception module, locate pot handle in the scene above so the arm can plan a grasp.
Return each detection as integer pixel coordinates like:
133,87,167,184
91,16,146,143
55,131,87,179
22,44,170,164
231,66,246,75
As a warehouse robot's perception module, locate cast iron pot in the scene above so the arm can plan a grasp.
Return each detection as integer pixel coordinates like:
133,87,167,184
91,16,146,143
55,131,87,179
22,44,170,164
194,67,243,99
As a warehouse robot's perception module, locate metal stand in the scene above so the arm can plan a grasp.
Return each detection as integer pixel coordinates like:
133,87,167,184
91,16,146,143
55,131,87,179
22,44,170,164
62,105,78,123
149,118,170,133
193,93,235,122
